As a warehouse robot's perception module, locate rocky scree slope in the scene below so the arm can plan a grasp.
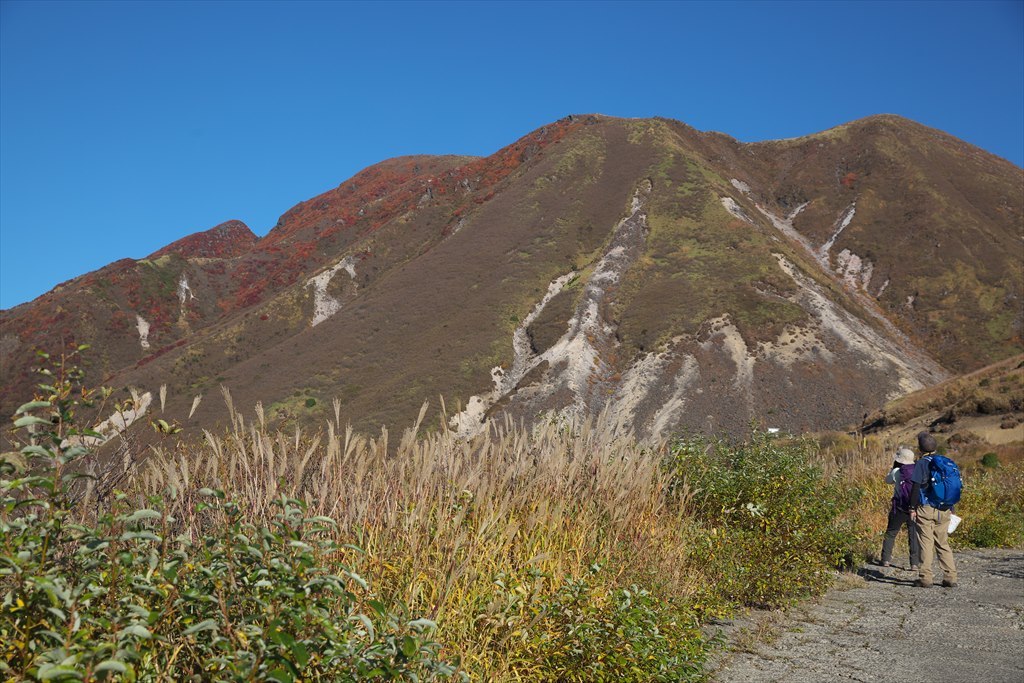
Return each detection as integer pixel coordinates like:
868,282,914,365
1,114,1020,445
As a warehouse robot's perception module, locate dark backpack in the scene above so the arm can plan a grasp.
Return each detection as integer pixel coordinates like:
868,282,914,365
892,463,916,512
922,455,962,510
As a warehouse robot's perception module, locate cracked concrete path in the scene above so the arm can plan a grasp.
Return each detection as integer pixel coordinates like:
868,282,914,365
710,550,1024,683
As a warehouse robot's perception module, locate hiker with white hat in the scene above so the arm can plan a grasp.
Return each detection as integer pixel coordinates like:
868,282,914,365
877,446,922,570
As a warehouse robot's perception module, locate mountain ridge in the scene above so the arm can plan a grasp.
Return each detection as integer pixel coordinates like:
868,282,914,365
1,114,1021,445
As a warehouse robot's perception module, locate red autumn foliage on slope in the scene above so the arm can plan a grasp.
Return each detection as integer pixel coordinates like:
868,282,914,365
148,220,258,260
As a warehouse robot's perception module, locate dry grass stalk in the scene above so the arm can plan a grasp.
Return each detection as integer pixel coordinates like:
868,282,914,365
124,395,702,676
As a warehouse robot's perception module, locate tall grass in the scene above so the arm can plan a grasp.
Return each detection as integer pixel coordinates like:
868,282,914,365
11,352,1019,681
809,431,1024,553
129,397,708,679
112,393,869,678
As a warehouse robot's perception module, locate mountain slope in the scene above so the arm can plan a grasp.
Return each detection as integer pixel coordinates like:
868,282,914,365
2,114,1021,443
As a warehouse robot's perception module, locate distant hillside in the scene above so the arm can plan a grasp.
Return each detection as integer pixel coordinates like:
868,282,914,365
861,354,1024,456
2,114,1021,444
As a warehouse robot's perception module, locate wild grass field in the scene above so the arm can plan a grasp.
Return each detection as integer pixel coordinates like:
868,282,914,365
3,350,1021,681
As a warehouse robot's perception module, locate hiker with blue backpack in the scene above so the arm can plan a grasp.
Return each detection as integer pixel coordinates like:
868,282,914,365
878,446,922,570
909,431,962,588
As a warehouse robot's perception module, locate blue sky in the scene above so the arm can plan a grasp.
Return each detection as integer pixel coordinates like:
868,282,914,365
1,0,1022,309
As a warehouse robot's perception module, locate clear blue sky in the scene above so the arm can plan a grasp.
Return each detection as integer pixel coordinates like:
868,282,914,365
2,0,1022,309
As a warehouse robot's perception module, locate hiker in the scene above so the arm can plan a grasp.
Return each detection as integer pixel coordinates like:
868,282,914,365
878,446,921,570
909,431,959,588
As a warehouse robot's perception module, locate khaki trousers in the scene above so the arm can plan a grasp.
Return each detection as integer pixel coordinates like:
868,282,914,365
915,505,957,584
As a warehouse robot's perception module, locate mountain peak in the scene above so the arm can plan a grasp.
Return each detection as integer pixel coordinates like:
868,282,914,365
1,113,1020,443
148,219,257,260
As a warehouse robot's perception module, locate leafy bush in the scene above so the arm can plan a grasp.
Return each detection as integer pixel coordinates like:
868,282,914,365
11,348,946,680
980,452,1000,468
503,566,706,682
959,512,1024,548
667,434,865,610
0,351,462,681
954,462,1024,549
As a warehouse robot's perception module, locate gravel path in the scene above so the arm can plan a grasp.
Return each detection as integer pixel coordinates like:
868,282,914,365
710,550,1024,683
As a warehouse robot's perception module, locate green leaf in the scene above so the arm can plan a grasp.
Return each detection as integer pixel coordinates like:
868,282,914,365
94,661,127,674
307,516,338,527
119,509,163,524
182,618,218,636
407,618,436,632
352,613,375,640
119,531,162,543
267,669,293,683
120,624,153,640
367,599,387,619
267,619,291,646
125,605,151,620
62,446,90,460
20,445,51,458
14,415,52,428
15,400,52,414
291,640,310,668
401,635,418,659
36,664,83,680
0,451,27,471
346,570,368,590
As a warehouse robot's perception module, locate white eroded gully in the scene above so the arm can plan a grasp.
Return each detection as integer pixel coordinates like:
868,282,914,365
177,274,195,305
819,203,857,264
306,256,357,326
773,253,937,398
67,390,153,448
451,184,651,437
136,315,151,350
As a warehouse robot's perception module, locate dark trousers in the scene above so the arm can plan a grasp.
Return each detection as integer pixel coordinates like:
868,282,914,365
881,507,921,566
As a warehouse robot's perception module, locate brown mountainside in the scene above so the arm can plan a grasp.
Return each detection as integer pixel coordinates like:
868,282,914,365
1,114,1021,444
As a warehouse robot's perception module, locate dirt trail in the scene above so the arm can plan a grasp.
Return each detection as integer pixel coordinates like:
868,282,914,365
710,550,1024,683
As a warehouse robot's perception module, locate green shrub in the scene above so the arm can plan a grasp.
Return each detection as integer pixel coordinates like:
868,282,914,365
980,452,1000,468
509,566,706,682
666,434,865,610
954,463,1024,549
959,512,1024,548
0,351,462,681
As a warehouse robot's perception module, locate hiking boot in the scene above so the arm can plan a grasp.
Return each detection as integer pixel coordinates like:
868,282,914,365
910,565,920,571
914,579,933,588
941,580,958,588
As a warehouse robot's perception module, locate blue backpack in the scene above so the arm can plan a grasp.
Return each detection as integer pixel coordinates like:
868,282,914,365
922,455,962,510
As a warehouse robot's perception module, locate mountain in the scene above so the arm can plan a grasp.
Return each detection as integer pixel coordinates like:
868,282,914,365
861,354,1023,454
2,114,1022,444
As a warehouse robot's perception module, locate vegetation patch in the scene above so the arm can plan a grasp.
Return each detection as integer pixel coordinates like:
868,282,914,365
617,194,809,355
667,434,864,611
0,350,892,681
